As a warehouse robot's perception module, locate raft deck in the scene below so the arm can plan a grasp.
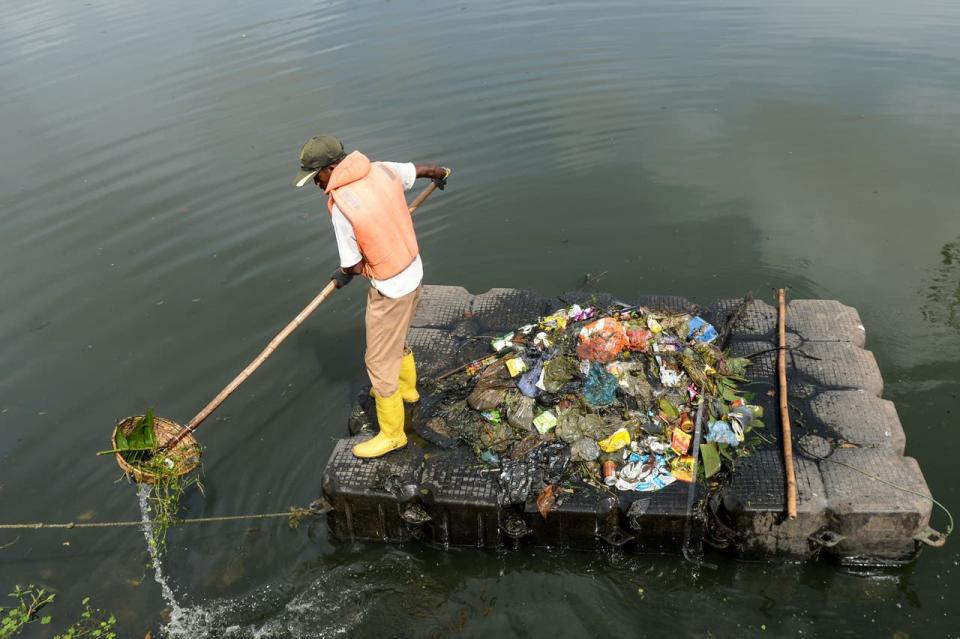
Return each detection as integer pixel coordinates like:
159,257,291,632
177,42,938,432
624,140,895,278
320,286,936,566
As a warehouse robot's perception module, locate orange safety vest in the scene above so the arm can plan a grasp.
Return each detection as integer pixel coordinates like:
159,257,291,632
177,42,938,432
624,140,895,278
325,151,419,280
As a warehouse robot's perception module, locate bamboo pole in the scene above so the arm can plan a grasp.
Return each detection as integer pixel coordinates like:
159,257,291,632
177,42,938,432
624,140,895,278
172,279,339,446
408,179,440,213
162,181,442,451
778,288,798,520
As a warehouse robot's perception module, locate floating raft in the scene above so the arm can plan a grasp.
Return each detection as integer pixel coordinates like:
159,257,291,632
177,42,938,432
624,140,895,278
320,286,937,565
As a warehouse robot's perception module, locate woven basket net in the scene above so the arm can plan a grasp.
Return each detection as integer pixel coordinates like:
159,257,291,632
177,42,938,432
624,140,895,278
112,415,201,484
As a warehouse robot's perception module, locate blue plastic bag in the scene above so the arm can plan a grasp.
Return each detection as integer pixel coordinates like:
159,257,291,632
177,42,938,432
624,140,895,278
706,420,740,446
584,362,618,407
517,359,544,397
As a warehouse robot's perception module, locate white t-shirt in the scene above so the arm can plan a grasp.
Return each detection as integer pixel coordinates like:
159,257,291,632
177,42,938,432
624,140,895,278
330,161,423,299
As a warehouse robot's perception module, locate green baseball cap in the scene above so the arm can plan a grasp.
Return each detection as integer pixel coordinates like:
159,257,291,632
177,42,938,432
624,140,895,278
293,135,346,187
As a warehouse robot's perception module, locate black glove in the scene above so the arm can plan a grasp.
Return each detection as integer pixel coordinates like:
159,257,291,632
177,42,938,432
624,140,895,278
433,167,452,190
330,267,354,289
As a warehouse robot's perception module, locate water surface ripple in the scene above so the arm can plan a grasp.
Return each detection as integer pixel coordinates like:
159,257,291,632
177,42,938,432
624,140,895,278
1,0,959,636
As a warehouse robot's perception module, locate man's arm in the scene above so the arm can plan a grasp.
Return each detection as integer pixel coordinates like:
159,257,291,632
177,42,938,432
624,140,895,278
414,164,450,181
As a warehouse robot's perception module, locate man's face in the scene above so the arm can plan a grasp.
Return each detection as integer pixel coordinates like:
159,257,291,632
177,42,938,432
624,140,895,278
313,165,334,190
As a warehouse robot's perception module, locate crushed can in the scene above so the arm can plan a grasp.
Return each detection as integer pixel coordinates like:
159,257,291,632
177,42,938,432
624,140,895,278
602,460,617,486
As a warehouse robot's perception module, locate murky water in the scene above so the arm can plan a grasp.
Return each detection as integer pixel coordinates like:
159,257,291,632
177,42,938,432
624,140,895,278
1,0,958,636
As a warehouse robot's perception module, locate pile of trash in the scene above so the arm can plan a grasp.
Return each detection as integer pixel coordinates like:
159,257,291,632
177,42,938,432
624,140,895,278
418,301,764,507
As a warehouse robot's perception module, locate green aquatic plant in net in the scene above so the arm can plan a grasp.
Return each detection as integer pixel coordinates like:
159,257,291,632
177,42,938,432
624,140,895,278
103,409,202,553
142,456,203,553
112,409,157,464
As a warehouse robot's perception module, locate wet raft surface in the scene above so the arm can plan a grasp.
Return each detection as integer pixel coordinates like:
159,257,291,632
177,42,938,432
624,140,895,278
321,286,933,565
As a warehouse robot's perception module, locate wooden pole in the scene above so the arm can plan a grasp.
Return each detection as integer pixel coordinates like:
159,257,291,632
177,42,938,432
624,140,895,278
162,181,442,451
778,288,798,520
177,279,338,441
408,180,440,214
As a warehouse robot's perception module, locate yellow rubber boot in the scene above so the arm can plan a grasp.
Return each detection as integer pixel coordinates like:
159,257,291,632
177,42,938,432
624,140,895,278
352,390,407,458
398,351,420,403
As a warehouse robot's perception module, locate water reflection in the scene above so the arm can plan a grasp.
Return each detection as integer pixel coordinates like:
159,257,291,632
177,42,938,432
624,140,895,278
2,0,959,636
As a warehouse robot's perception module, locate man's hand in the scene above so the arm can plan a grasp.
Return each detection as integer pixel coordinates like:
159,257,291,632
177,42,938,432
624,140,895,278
414,164,452,189
330,267,354,289
433,166,452,190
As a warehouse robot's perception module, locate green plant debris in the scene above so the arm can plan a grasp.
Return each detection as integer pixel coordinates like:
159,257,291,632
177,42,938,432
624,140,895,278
658,397,679,420
115,409,158,465
142,456,202,554
103,411,202,553
52,596,117,639
2,587,118,639
700,442,721,478
1,584,55,638
723,357,751,380
287,506,314,529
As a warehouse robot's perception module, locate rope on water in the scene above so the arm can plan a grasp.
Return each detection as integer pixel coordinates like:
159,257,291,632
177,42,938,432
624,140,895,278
0,501,330,531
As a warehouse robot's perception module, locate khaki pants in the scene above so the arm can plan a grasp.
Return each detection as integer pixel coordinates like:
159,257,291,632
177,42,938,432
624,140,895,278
365,285,421,397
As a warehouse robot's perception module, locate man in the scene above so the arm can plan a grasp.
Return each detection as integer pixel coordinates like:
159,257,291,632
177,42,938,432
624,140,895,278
293,135,450,459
